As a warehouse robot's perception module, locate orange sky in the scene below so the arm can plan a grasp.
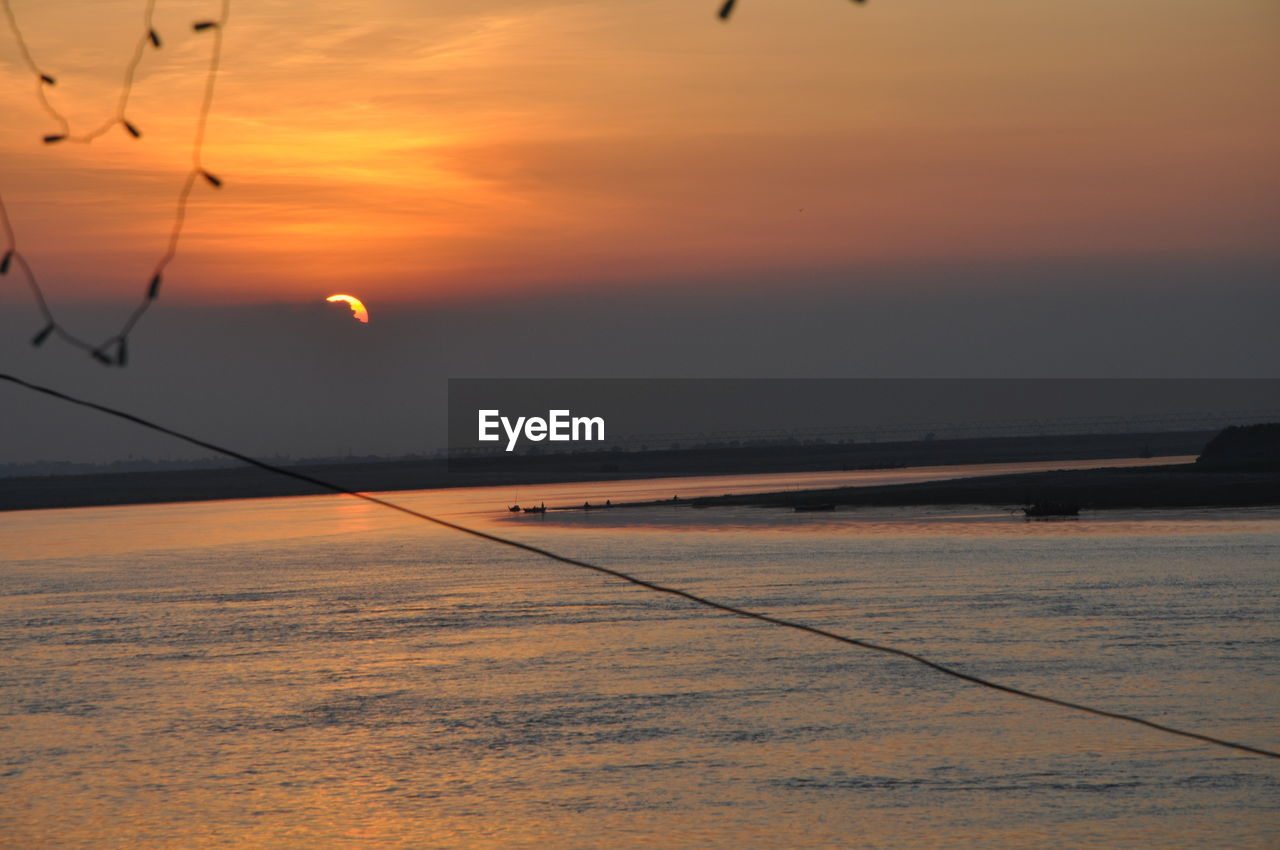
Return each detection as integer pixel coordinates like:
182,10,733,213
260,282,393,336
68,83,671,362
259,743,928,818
1,0,1276,307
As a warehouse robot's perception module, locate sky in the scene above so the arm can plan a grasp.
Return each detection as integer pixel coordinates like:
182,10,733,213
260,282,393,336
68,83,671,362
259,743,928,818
1,0,1277,464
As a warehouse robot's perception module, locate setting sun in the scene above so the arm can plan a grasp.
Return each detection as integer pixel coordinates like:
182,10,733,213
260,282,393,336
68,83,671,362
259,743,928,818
325,294,369,323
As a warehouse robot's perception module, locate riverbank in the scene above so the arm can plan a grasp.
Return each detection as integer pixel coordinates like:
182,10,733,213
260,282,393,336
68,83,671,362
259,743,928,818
0,429,1216,512
611,463,1280,511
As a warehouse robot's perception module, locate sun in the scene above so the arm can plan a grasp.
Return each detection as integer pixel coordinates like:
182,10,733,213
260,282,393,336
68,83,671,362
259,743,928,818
326,294,369,323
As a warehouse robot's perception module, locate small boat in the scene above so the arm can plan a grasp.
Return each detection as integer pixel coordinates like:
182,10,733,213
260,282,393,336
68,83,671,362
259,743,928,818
523,503,546,514
1023,500,1080,518
508,505,522,512
794,503,836,512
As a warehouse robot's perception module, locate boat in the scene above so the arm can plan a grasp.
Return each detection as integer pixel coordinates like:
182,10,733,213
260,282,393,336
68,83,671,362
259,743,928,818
794,503,836,512
523,503,546,514
508,505,522,512
1022,500,1080,518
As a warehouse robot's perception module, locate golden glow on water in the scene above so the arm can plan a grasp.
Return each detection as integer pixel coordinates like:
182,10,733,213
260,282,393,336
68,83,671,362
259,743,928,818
2,460,1278,847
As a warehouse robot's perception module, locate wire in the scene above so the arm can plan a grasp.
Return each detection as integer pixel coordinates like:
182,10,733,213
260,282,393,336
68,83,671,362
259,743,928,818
0,0,231,365
1,0,159,143
2,370,1276,761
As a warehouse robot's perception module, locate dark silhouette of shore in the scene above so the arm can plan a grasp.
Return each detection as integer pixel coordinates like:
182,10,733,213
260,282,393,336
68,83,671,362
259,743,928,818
0,428,1242,513
609,423,1280,512
613,464,1280,512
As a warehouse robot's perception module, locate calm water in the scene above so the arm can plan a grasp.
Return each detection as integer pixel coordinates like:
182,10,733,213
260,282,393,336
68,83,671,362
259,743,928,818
2,460,1277,848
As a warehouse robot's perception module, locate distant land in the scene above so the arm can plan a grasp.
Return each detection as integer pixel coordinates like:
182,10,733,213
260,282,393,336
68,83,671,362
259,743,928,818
0,453,424,479
0,429,1235,513
615,465,1280,512
614,423,1280,512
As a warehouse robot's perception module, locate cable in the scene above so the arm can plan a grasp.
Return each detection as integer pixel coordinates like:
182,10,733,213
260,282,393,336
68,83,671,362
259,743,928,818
2,0,158,143
2,371,1276,761
0,0,230,365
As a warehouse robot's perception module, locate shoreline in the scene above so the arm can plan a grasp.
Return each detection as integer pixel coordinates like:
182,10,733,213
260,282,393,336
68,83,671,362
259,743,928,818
608,463,1280,512
0,429,1228,513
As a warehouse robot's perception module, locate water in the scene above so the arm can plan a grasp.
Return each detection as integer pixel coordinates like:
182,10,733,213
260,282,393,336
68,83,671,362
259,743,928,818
2,460,1277,848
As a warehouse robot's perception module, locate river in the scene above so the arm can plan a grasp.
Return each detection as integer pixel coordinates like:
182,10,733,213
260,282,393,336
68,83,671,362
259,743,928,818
2,459,1276,847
